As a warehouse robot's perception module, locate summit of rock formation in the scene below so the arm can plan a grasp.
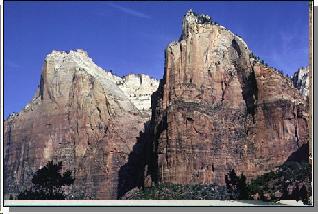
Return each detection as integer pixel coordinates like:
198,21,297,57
291,66,309,98
181,9,212,39
4,49,157,199
147,10,309,186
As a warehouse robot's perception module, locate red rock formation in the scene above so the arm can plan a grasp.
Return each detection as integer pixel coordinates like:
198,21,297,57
4,50,152,199
149,10,309,185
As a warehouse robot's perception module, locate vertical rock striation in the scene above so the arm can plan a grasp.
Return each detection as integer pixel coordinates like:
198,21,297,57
149,10,309,185
4,49,158,199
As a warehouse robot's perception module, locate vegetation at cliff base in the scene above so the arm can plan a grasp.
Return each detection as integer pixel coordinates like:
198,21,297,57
225,169,249,200
121,183,231,200
121,161,311,205
248,161,312,205
17,161,74,200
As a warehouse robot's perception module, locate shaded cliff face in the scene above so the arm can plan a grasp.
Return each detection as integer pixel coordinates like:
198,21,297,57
4,50,158,199
150,10,309,185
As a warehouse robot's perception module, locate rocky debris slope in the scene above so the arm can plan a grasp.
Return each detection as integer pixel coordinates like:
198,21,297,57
148,10,309,186
4,49,157,199
291,66,309,98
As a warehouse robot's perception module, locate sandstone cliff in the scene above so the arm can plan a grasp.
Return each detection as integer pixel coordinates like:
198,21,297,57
4,49,158,199
148,10,309,185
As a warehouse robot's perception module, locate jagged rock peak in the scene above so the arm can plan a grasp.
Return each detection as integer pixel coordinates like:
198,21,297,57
292,66,309,97
184,9,212,25
180,10,249,51
182,9,212,39
42,49,159,117
46,49,103,70
44,49,122,82
46,49,91,64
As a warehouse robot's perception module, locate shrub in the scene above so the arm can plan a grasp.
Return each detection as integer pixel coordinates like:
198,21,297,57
248,161,312,205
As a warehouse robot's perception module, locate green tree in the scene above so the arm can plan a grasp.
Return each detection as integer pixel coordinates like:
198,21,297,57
17,161,74,200
225,169,249,200
238,173,249,199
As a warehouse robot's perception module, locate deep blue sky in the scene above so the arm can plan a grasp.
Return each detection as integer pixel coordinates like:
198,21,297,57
4,1,309,118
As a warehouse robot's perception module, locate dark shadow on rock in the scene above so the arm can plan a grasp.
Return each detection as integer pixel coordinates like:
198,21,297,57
117,79,166,199
286,143,309,163
117,120,153,199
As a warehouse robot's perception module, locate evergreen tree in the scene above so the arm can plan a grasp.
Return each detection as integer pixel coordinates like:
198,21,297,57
238,173,249,199
225,169,249,200
17,161,74,200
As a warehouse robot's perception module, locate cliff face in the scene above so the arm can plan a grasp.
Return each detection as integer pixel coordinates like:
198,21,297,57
4,50,158,199
149,10,309,185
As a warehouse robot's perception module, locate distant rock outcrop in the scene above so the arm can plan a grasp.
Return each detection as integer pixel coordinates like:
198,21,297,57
147,10,309,186
117,74,159,118
4,49,158,199
291,66,309,98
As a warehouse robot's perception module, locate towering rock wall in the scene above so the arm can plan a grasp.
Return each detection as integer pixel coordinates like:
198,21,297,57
4,49,158,199
150,10,309,185
291,65,311,164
